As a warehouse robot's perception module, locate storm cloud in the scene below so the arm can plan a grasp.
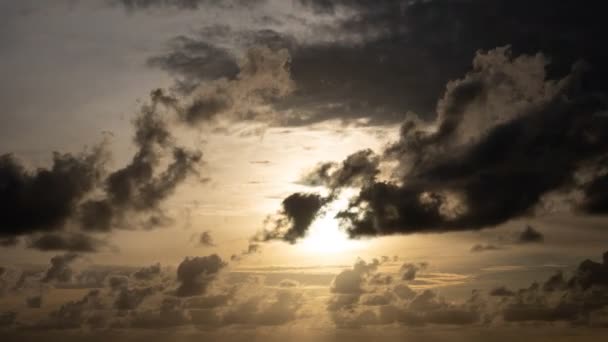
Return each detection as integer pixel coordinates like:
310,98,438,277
271,46,608,240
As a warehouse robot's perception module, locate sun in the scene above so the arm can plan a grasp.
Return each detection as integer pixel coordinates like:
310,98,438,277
297,193,365,255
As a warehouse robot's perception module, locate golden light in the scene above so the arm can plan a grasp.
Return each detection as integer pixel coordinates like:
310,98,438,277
297,192,365,255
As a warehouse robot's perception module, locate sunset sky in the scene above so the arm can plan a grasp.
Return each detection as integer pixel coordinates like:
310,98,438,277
1,1,608,341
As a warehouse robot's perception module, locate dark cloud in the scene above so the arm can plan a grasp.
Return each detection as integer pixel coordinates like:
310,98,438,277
114,286,156,311
198,231,215,247
26,233,105,252
288,0,608,124
26,295,43,308
1,90,203,251
137,0,608,127
278,279,299,288
314,47,608,238
133,263,162,281
148,36,239,90
42,253,80,283
400,263,426,281
0,311,17,327
114,0,265,11
470,244,502,253
0,149,104,239
300,149,380,191
517,225,544,244
37,290,104,330
175,254,226,297
230,243,261,261
80,93,203,233
144,46,294,126
0,236,18,247
131,297,190,328
108,275,129,291
489,286,515,297
487,250,608,324
256,193,326,243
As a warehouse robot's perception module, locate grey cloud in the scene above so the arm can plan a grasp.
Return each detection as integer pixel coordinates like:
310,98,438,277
488,250,608,324
489,287,515,297
80,93,203,233
517,225,544,244
133,263,162,281
108,275,129,291
1,90,204,252
278,279,299,288
222,290,303,326
42,253,80,283
114,0,265,11
131,297,190,328
148,36,239,91
328,258,481,328
400,263,427,282
146,46,295,126
114,286,157,311
330,47,608,237
0,311,17,327
198,231,215,247
300,149,380,191
39,290,104,330
0,149,104,239
175,254,226,297
26,295,42,308
26,233,106,253
256,193,326,243
470,244,502,253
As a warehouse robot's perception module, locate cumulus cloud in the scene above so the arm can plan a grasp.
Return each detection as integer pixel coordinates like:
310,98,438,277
1,89,204,252
114,0,265,11
146,46,295,126
133,263,162,281
327,258,481,328
0,149,105,240
175,254,226,297
300,149,380,191
470,244,502,253
400,262,427,282
79,93,203,233
255,193,326,243
517,225,544,244
198,231,215,247
26,295,43,308
26,233,106,252
42,253,80,283
273,46,608,240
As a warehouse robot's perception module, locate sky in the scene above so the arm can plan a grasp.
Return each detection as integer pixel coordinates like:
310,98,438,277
1,0,608,341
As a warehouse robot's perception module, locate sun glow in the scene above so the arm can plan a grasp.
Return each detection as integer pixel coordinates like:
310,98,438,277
297,193,365,255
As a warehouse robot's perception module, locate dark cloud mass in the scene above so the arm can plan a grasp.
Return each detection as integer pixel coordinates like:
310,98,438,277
517,226,544,244
0,150,104,238
26,233,105,252
274,46,608,239
133,263,162,280
301,149,380,191
114,0,263,11
144,0,607,126
256,193,326,243
1,90,203,251
148,36,239,91
198,231,215,247
42,253,79,283
175,254,226,297
79,94,203,233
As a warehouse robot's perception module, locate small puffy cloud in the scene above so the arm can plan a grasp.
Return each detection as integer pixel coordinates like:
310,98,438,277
176,254,226,297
